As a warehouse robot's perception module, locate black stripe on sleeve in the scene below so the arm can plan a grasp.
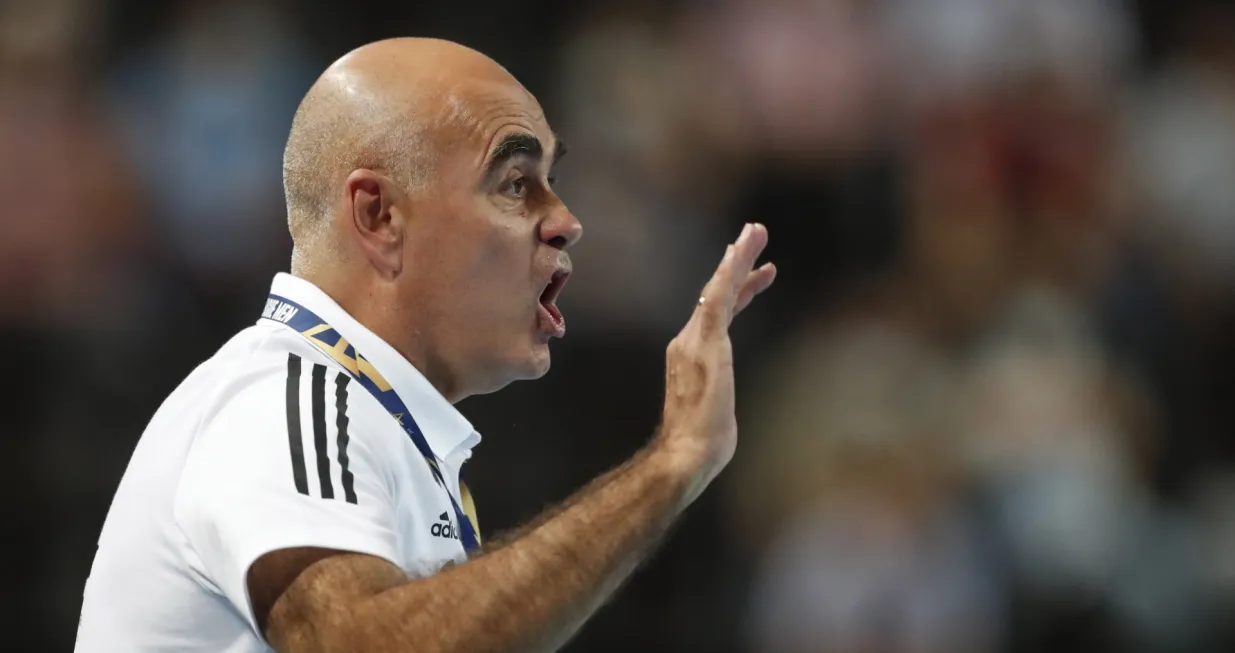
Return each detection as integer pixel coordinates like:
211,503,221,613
285,354,309,496
335,374,357,504
311,364,335,499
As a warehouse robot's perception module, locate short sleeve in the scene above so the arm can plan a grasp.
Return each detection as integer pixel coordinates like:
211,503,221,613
174,354,402,636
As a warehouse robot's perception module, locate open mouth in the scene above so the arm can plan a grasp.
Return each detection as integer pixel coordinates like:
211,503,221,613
537,268,570,338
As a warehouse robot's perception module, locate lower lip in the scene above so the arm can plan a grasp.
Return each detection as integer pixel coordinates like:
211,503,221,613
537,301,566,338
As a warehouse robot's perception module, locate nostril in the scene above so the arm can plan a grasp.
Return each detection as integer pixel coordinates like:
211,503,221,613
546,235,568,250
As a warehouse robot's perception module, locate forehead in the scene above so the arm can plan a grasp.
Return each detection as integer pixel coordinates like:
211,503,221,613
447,78,555,164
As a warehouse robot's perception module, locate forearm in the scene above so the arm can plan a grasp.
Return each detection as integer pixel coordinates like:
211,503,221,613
351,440,698,653
481,435,685,552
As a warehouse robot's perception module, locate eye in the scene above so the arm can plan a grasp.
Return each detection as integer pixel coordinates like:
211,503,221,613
504,176,527,199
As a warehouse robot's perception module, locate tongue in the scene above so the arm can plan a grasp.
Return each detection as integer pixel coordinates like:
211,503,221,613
543,302,563,326
540,300,565,334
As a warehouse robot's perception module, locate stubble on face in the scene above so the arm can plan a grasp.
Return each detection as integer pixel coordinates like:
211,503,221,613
404,79,567,395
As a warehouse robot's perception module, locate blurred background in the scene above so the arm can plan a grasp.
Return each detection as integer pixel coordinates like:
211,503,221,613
4,0,1235,651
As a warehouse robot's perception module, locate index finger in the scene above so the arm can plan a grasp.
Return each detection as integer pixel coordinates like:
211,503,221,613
730,223,769,293
695,223,769,333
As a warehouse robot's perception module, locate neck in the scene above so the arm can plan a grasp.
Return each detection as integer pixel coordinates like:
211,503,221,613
296,270,468,403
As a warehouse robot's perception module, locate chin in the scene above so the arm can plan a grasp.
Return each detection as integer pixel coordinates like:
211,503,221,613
473,344,552,396
511,340,554,381
522,343,553,379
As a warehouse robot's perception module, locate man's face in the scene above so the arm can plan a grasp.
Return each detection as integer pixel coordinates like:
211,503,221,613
398,79,581,395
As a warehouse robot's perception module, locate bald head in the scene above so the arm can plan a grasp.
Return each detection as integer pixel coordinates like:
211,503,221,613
278,37,579,398
283,38,524,268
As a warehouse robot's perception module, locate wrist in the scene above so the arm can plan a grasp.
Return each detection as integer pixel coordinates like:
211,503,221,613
647,426,714,507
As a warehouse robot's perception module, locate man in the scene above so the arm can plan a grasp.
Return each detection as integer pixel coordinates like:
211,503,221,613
76,38,775,652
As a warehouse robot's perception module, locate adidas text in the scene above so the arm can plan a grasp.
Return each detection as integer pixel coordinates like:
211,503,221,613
430,512,459,541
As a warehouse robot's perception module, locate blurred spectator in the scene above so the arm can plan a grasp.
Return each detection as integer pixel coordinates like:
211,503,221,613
891,0,1132,303
682,0,890,162
959,291,1147,597
731,320,956,531
680,0,903,330
747,466,1002,653
958,289,1226,652
1121,5,1235,293
0,0,140,328
107,0,313,289
734,321,1003,653
882,0,1135,108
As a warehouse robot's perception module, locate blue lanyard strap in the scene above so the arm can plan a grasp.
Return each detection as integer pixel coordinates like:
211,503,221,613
261,294,481,553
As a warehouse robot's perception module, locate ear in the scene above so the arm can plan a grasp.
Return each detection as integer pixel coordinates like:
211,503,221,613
345,168,405,278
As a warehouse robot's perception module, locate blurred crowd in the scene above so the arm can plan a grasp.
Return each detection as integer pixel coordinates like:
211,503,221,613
4,0,1235,651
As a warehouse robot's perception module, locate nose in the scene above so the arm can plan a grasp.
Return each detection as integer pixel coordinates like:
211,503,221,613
540,203,583,250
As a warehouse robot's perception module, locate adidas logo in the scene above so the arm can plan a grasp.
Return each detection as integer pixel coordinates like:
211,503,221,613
430,512,459,540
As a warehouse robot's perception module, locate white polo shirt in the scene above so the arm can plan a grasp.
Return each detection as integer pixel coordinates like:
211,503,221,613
76,273,481,652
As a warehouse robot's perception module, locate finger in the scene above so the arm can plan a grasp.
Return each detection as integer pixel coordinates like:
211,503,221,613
723,223,769,316
712,223,764,306
697,242,737,309
728,223,768,296
734,262,777,315
694,243,737,338
695,223,770,335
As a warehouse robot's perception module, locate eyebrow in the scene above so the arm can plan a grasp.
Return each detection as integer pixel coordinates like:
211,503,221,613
484,132,568,178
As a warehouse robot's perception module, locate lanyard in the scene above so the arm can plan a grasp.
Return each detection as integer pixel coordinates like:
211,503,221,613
261,294,481,553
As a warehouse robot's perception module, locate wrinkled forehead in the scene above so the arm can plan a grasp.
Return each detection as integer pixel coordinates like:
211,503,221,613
439,77,555,171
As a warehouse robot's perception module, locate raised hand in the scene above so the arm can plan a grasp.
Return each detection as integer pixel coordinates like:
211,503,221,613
658,223,775,495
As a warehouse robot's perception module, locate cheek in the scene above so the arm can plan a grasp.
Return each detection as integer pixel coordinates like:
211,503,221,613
422,201,501,272
448,208,532,311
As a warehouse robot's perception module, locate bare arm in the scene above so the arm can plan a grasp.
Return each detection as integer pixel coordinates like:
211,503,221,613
252,223,776,653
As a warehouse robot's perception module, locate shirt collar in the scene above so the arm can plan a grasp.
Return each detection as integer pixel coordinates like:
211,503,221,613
265,273,481,459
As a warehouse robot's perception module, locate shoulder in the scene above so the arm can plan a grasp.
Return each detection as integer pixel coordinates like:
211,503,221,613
173,326,411,548
183,325,405,491
205,325,385,428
